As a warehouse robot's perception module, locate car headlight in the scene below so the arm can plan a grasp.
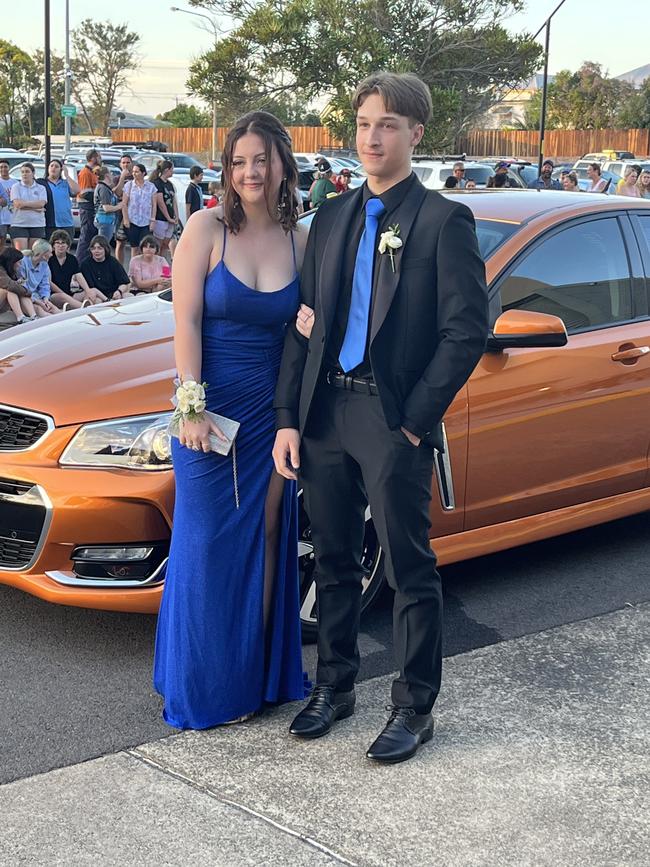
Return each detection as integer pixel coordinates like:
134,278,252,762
59,413,174,470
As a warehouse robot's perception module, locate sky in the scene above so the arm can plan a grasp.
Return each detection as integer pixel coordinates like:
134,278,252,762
3,0,649,118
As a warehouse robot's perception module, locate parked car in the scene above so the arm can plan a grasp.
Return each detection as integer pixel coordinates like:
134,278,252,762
581,150,635,161
2,191,650,640
170,168,221,225
0,149,32,170
570,160,623,190
480,159,538,189
412,158,495,189
136,152,204,173
602,160,650,182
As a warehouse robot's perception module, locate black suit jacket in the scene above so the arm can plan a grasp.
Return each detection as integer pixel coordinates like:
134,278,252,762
274,178,489,451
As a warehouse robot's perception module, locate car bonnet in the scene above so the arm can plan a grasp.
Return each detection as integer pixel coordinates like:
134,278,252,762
0,294,175,426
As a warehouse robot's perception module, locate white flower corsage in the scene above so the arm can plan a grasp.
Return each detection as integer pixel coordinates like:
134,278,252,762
170,377,207,425
378,224,402,272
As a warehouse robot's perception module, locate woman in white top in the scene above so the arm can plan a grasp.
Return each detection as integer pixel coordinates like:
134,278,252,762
586,163,607,193
10,163,47,251
122,163,157,254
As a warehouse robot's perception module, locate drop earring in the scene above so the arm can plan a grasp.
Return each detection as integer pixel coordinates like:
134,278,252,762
277,177,287,219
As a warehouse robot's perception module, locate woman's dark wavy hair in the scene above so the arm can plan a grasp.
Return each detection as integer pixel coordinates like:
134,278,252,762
221,111,298,234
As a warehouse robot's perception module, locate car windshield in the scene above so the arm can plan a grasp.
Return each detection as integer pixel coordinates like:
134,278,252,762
296,212,518,259
475,219,519,258
412,166,434,182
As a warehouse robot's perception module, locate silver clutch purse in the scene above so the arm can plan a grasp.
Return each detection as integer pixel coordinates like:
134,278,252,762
204,411,240,455
167,410,241,509
167,410,240,455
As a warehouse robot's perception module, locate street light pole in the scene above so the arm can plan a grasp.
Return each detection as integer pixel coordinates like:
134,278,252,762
536,0,569,176
44,0,52,167
537,21,551,176
64,0,72,153
170,6,220,161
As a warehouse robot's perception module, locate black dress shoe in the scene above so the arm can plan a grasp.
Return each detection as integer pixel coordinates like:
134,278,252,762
366,706,434,764
289,685,356,739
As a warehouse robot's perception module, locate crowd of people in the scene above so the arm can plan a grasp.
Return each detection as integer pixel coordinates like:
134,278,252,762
0,148,189,326
2,144,650,327
527,158,650,196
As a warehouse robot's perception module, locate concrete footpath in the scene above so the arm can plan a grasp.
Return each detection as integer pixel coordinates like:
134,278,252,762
2,604,649,867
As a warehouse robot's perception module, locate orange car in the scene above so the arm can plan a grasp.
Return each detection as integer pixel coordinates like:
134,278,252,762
2,190,650,639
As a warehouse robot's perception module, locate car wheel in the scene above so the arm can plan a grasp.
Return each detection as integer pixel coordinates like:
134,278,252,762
298,490,385,643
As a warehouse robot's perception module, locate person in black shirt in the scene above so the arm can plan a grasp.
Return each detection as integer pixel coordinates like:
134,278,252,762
150,159,177,259
274,72,488,764
80,236,132,300
185,165,204,221
49,229,106,306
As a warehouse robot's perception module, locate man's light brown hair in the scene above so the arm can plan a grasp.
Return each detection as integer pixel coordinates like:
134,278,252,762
352,72,432,127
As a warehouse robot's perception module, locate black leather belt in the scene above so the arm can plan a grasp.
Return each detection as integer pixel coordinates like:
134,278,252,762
326,369,379,395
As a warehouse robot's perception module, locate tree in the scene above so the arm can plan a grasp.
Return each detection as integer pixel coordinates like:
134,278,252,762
188,0,542,149
617,77,650,129
28,50,66,137
0,40,37,145
156,103,212,127
71,19,140,135
523,62,636,130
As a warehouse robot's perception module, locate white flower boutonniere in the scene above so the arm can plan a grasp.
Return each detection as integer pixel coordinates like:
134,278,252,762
378,224,402,272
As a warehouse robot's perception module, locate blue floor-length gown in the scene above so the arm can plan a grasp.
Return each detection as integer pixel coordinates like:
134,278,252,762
153,224,306,729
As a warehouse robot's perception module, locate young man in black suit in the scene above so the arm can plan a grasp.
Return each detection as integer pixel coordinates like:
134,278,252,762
273,72,489,763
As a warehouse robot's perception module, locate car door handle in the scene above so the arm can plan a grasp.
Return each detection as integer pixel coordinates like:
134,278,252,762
611,346,650,362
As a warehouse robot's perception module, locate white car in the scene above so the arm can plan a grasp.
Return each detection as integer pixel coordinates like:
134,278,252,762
411,159,494,189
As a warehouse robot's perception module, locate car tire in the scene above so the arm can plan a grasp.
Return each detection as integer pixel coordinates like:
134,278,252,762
298,489,385,643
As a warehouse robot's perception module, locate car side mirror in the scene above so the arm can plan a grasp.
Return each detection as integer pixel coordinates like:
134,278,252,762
487,309,568,351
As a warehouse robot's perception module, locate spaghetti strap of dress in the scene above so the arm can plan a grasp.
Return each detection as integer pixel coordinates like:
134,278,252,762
290,230,297,273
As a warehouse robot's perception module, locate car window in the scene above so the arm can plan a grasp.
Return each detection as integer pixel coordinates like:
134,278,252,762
412,166,433,182
499,218,633,332
636,216,650,271
475,219,519,258
440,167,493,185
518,166,538,186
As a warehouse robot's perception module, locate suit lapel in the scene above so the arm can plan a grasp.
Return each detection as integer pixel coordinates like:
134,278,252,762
317,186,364,337
370,180,427,344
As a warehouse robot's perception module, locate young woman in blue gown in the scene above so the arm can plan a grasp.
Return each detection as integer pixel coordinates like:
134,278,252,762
153,112,313,729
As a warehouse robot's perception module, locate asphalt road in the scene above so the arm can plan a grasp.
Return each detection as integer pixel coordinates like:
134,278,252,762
2,512,649,785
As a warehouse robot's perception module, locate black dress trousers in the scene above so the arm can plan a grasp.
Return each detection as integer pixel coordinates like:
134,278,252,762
301,380,443,714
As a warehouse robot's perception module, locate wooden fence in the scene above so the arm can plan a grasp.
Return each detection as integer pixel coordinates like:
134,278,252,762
115,126,343,154
456,128,650,159
116,124,650,161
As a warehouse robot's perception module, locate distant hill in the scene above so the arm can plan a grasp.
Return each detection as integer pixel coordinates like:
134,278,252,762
108,111,172,130
615,64,650,87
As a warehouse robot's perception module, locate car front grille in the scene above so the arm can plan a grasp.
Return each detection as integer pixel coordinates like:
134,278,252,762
0,406,51,451
0,479,49,569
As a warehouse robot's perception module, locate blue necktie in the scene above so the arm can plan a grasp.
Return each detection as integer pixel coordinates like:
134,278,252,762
339,197,386,373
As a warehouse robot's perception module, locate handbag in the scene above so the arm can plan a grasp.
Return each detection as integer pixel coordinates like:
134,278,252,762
167,410,241,507
94,183,116,224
